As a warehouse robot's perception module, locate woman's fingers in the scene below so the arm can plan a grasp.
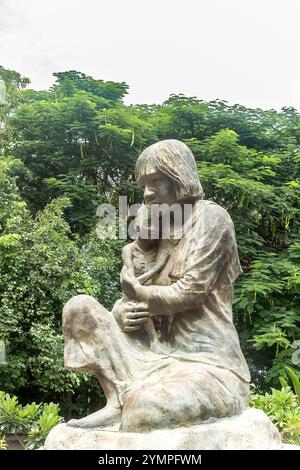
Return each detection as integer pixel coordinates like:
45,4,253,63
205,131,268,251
124,325,142,332
125,318,148,326
124,311,149,331
126,311,149,319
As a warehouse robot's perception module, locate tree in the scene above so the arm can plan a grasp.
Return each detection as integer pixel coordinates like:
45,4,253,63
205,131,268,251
1,65,299,409
0,157,124,414
5,71,155,231
0,66,30,155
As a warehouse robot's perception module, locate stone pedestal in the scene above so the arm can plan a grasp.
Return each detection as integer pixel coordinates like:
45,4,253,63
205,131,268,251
44,408,284,450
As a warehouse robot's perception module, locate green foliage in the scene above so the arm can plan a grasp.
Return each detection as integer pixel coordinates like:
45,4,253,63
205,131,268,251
0,437,6,450
286,367,300,401
0,391,62,449
26,403,62,449
5,70,155,231
0,66,300,414
251,386,300,445
0,392,39,435
0,158,120,410
0,67,30,165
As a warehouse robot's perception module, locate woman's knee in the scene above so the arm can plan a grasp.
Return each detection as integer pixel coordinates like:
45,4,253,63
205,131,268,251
120,386,164,432
119,373,246,432
63,294,109,335
120,384,196,432
63,294,101,316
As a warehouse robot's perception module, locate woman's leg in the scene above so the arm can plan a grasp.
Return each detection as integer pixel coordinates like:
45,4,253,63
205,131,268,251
120,365,249,432
63,294,147,428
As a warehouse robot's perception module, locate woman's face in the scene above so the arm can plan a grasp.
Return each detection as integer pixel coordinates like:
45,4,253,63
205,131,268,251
138,170,177,205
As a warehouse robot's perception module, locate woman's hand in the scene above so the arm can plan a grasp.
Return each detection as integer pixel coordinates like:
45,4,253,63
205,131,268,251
112,298,149,332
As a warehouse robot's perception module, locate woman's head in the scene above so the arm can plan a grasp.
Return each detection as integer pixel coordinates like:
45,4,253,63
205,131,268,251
135,139,203,204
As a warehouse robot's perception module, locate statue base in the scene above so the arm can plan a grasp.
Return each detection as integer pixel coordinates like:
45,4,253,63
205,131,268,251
44,408,287,450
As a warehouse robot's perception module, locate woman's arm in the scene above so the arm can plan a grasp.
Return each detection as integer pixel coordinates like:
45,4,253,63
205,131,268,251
122,205,241,316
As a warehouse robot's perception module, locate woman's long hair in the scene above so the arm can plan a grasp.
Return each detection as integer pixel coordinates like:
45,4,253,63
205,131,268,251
135,139,203,202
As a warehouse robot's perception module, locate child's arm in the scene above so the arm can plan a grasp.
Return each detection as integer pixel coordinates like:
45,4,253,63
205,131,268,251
122,243,135,277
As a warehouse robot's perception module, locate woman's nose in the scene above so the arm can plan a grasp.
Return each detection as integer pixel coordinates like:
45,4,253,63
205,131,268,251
144,186,156,202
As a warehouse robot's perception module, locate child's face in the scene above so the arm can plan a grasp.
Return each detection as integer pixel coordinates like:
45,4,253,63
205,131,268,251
135,206,160,242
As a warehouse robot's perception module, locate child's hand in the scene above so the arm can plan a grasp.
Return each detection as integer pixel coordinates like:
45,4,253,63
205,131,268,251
120,266,140,299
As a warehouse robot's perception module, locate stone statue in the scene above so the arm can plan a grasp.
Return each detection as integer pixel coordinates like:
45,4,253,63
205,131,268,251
62,139,251,433
45,139,286,449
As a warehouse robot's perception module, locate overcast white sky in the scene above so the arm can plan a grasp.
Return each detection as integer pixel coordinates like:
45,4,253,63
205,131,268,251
1,0,300,110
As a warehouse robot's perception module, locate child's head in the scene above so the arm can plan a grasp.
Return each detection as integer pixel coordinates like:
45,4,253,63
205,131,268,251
134,205,159,250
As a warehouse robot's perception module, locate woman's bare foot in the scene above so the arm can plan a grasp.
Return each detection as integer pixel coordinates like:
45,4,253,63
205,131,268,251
67,404,121,429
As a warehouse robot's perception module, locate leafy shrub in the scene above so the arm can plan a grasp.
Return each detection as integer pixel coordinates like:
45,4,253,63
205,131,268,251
284,367,300,401
0,437,6,450
26,403,62,449
0,391,62,449
250,385,300,445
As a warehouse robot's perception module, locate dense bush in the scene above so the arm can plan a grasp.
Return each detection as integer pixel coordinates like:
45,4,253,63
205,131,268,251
0,391,62,449
251,387,300,445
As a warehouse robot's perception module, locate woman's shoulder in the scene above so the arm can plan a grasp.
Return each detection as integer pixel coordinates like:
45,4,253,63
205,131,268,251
194,199,233,225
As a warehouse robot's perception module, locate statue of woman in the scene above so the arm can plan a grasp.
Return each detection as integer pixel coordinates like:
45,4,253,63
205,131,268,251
63,139,250,432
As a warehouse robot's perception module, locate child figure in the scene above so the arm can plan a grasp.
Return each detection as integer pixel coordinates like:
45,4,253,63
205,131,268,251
122,205,169,353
